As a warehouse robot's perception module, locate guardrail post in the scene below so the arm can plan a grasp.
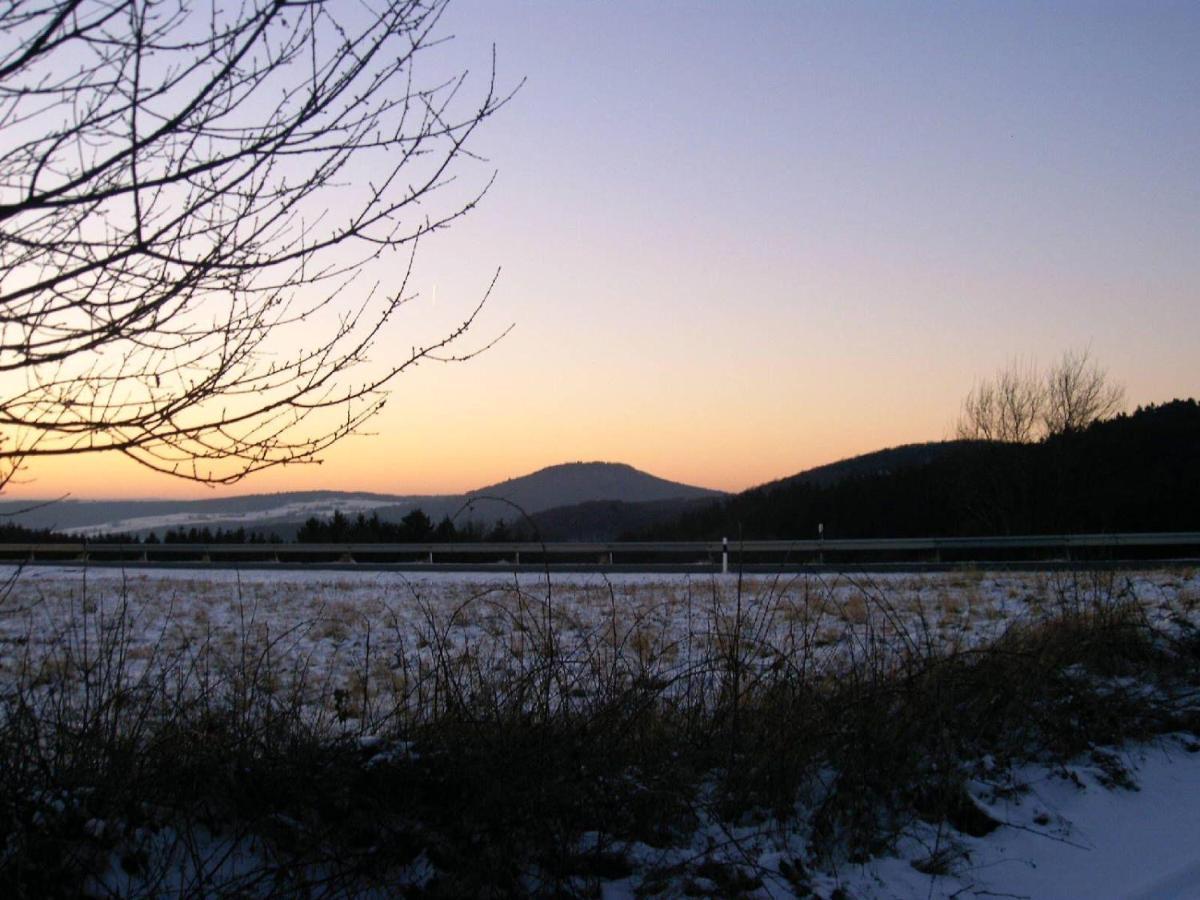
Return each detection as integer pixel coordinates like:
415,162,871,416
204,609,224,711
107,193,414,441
722,537,728,575
428,550,434,564
514,550,520,566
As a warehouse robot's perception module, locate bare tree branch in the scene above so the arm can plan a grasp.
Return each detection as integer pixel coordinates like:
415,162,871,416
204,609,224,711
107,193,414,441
1043,347,1125,436
956,357,1044,443
0,0,516,487
957,349,1124,443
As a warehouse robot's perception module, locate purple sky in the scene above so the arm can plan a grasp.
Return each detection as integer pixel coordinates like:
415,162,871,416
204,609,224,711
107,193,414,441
15,1,1200,497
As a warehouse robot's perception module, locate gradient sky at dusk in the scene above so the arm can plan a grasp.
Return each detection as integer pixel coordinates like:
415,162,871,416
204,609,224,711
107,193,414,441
10,1,1199,499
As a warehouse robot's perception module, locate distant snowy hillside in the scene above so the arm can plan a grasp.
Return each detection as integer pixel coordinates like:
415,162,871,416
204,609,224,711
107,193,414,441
0,462,722,537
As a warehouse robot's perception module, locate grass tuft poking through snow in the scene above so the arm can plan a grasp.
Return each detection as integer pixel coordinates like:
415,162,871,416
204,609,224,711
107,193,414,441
0,566,1197,896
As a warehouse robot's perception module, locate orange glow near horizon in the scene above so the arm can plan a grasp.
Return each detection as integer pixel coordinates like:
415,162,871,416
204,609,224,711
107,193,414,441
3,359,1189,502
2,363,954,500
3,4,1198,502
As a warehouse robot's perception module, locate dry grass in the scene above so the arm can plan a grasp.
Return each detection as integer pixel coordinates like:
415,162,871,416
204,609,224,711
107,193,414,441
0,566,1197,896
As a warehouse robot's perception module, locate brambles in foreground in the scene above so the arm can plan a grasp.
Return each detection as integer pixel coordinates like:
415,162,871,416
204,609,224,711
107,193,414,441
0,570,1197,896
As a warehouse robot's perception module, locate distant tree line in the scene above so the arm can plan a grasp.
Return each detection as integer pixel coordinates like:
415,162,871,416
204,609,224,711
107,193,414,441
294,509,536,544
147,527,282,545
0,523,138,544
633,399,1200,540
0,510,538,545
0,523,278,544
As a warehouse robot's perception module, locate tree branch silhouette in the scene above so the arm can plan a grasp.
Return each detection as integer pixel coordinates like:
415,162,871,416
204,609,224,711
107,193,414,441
0,0,516,488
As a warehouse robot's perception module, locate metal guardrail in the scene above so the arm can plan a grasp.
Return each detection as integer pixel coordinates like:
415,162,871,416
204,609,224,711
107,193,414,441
0,532,1196,572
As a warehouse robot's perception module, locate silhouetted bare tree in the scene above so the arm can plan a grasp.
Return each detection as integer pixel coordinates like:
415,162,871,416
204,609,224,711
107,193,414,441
957,357,1044,443
957,348,1124,442
1042,347,1125,435
0,0,513,488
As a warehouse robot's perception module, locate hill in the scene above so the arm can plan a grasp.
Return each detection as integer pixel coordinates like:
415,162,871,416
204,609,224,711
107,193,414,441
635,400,1200,540
526,496,719,541
507,446,968,541
761,440,980,491
0,462,722,538
459,462,722,522
0,491,424,537
516,447,969,541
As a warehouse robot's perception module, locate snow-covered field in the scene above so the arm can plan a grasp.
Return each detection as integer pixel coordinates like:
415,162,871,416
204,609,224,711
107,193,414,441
3,564,1199,898
3,564,1197,691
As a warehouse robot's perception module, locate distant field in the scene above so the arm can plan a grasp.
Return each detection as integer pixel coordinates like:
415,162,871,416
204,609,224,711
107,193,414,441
3,565,1197,709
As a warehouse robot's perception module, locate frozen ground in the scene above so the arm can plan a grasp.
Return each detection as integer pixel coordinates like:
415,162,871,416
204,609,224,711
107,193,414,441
595,733,1200,900
2,564,1199,898
3,564,1197,689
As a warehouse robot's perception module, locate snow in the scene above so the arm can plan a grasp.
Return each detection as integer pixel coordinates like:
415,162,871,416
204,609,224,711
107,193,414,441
583,736,1200,899
2,564,1196,720
822,735,1200,899
64,496,398,535
3,564,1199,897
4,564,1190,676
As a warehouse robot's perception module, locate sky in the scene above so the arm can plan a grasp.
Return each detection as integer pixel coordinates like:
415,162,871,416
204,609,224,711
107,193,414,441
8,0,1199,500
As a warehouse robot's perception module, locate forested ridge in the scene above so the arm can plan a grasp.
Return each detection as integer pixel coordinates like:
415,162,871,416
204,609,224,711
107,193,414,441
633,399,1200,540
